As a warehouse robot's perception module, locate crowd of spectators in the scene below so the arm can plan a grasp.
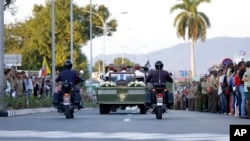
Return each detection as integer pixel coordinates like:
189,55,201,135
4,67,51,99
174,60,250,119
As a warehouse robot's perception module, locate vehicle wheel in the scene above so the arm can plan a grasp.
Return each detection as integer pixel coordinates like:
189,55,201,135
99,104,106,114
155,106,162,119
139,105,147,114
105,107,111,114
111,107,117,112
64,106,71,119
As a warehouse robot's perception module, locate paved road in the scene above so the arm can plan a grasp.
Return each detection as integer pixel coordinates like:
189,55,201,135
0,107,249,141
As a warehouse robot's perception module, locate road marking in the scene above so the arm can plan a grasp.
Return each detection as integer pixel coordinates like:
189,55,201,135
0,130,228,141
123,118,131,122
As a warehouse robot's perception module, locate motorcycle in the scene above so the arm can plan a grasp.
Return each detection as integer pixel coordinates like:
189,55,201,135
150,83,168,119
53,81,79,119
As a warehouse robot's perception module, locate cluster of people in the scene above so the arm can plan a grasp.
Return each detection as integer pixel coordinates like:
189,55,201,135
174,61,250,119
4,67,51,99
104,63,146,82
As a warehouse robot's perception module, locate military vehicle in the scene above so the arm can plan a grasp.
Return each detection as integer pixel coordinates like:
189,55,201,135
96,65,148,114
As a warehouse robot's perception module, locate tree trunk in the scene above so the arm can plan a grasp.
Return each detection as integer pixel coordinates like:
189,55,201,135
190,39,195,79
0,0,5,109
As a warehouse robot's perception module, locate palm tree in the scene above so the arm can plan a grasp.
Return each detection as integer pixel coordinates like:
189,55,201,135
170,0,211,78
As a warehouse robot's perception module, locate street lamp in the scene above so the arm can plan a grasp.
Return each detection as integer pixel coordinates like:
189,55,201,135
106,28,134,63
121,45,147,63
82,9,127,73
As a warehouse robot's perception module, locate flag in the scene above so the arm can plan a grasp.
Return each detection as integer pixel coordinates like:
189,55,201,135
40,57,51,77
239,50,246,56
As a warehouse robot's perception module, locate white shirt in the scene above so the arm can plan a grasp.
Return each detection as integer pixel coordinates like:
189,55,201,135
218,75,225,95
27,78,33,90
5,80,11,93
105,70,113,77
244,71,248,92
135,70,145,79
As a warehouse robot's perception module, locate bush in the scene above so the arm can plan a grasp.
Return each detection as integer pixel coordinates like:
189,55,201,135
0,95,96,110
0,96,53,110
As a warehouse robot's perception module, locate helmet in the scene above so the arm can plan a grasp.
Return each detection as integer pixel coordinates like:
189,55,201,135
155,60,163,70
64,60,72,69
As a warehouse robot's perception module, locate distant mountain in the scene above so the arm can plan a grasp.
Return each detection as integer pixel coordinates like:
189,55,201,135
93,37,250,75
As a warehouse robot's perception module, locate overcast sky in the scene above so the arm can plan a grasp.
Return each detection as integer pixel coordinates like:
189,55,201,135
4,0,250,60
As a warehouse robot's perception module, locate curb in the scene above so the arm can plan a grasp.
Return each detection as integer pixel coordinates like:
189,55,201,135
0,107,56,117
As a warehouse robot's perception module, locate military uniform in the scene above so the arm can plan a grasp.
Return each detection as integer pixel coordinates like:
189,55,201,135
188,82,196,111
209,72,219,113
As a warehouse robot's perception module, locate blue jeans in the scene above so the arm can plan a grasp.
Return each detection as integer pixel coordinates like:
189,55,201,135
239,85,246,116
230,92,236,113
236,86,242,116
220,93,226,113
27,89,33,97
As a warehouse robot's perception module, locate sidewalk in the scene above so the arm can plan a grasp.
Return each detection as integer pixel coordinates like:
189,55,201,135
0,107,56,117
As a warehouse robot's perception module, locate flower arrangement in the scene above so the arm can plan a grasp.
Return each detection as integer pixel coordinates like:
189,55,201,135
99,81,116,87
127,81,146,87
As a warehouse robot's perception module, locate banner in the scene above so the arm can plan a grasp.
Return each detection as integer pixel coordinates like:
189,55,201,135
40,57,51,77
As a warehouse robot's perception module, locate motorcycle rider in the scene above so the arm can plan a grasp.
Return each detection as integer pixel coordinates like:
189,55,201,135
55,60,84,109
146,60,173,107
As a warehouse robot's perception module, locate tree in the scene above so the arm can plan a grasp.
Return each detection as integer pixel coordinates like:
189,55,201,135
4,0,12,9
4,0,117,74
114,57,134,66
4,0,16,15
93,60,103,72
170,0,211,78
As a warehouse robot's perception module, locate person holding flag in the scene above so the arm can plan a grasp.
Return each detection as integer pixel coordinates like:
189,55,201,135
40,57,51,77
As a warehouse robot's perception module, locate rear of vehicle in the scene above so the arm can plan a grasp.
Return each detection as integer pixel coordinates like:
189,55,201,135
97,72,148,114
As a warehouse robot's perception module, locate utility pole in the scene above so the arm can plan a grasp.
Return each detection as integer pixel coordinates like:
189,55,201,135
51,0,56,95
70,0,73,63
89,0,93,96
0,0,5,102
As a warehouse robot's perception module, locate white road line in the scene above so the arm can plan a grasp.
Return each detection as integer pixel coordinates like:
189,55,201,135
0,130,229,141
123,118,131,122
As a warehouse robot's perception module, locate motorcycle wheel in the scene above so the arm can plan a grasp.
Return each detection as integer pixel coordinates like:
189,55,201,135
64,106,71,119
70,109,74,118
155,106,162,119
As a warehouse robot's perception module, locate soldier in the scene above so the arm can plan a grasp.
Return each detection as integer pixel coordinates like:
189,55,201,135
174,90,181,110
105,64,115,81
196,79,203,112
134,64,145,81
209,70,219,113
14,72,24,97
188,81,196,111
201,76,209,112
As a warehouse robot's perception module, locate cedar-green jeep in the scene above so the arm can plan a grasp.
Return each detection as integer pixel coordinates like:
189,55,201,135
96,66,148,114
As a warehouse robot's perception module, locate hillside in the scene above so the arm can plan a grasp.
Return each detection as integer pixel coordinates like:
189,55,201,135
93,37,250,75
